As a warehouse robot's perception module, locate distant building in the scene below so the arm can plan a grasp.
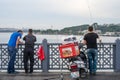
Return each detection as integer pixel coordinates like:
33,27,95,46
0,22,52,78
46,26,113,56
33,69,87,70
105,32,115,36
104,32,120,36
95,30,101,34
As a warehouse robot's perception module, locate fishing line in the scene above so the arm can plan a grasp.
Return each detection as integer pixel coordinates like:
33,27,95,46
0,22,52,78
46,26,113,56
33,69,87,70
85,0,93,24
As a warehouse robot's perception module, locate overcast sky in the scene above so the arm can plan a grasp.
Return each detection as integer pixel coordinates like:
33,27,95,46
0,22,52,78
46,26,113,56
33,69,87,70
0,0,120,29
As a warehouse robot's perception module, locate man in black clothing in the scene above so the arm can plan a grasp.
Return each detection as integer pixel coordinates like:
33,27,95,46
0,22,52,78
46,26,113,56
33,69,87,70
23,29,36,73
82,26,101,75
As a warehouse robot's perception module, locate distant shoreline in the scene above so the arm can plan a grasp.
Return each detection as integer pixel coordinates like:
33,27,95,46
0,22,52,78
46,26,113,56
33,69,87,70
0,32,119,37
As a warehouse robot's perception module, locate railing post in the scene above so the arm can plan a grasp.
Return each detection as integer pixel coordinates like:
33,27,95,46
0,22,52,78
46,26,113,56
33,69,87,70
113,43,116,71
114,39,120,72
41,39,49,72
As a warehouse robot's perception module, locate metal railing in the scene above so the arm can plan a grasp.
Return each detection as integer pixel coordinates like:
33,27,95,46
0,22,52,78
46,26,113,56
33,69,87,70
48,43,115,70
0,43,42,71
0,39,120,72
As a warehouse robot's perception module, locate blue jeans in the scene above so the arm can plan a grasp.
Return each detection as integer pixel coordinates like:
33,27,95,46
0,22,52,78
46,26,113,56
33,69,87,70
7,46,18,73
86,49,98,73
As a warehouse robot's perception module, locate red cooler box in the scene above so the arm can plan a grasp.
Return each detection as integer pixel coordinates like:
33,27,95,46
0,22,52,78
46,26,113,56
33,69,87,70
59,43,80,58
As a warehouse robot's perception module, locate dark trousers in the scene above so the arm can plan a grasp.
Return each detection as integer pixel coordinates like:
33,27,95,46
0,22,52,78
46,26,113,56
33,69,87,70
24,48,34,73
7,46,18,73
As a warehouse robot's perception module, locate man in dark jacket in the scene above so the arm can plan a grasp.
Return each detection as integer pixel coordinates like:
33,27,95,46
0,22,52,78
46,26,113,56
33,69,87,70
23,29,36,73
82,26,101,75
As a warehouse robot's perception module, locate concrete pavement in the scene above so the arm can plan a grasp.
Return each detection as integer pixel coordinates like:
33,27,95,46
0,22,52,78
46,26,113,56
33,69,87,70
0,72,120,80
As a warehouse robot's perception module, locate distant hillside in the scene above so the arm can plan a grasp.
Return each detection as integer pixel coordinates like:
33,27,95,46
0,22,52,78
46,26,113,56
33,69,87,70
97,24,120,33
0,28,27,32
34,23,120,35
2,23,119,35
0,28,18,32
59,23,120,34
59,24,89,35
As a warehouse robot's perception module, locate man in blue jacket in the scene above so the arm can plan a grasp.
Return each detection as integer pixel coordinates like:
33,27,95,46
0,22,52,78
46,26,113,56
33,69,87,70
7,30,23,74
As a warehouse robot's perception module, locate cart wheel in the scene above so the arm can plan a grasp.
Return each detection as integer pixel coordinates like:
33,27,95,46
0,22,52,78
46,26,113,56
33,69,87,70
76,78,80,80
60,74,64,80
70,78,79,80
79,68,87,78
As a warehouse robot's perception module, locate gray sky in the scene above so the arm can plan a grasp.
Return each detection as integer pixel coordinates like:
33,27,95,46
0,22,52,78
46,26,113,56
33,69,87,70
0,0,120,30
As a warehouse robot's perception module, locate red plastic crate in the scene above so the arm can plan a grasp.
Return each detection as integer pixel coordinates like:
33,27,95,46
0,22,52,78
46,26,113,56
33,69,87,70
59,43,80,58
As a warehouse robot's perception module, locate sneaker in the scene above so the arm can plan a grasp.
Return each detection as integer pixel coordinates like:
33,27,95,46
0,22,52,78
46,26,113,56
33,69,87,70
92,72,96,75
25,70,28,74
11,71,19,74
89,72,96,75
89,72,93,75
7,72,11,74
29,71,33,74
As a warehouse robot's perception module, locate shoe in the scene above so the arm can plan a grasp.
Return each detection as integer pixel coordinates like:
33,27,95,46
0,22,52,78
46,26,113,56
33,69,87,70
29,71,33,74
8,71,19,74
12,71,19,74
7,70,13,74
89,72,93,75
25,70,28,74
7,72,11,74
89,72,96,76
92,72,96,75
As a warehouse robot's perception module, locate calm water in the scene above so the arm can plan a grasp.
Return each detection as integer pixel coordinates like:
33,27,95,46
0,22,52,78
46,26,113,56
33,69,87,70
0,32,120,43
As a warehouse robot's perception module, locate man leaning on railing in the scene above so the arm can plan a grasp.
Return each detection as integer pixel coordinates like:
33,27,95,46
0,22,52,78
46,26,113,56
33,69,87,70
7,30,23,74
